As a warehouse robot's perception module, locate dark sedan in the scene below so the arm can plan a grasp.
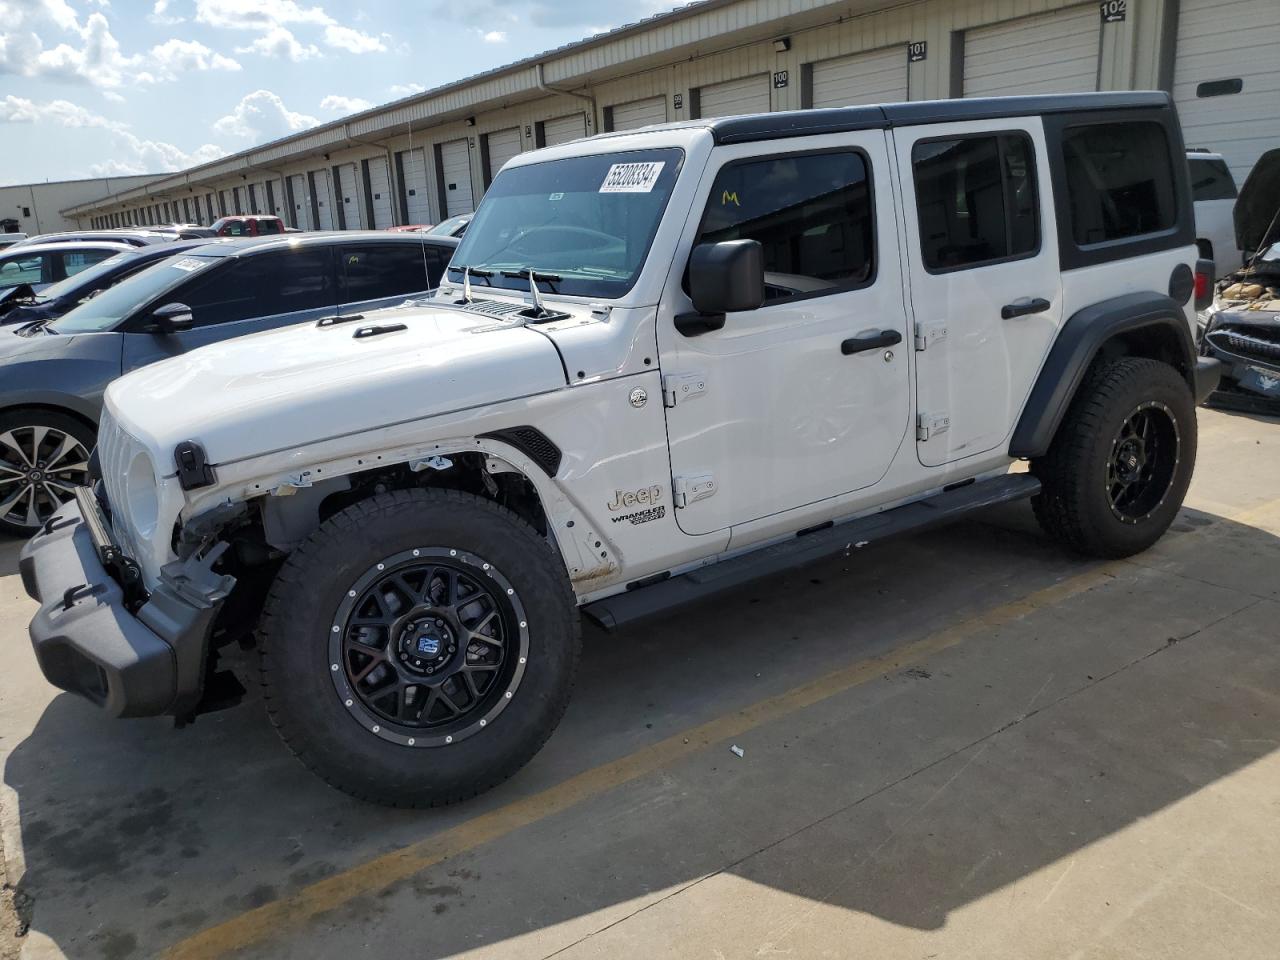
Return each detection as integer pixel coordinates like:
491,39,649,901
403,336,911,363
0,231,458,536
0,239,218,325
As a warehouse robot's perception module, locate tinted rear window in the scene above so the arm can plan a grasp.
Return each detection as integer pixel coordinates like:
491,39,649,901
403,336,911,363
1188,157,1237,201
1062,122,1177,246
341,243,433,302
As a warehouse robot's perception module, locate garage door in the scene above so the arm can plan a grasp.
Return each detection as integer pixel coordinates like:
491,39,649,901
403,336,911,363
1173,0,1280,184
287,174,308,228
366,157,394,228
397,147,431,225
336,163,361,228
611,96,666,131
810,47,908,108
963,5,1099,97
486,128,522,184
439,138,474,217
311,169,335,230
696,75,771,118
543,113,586,146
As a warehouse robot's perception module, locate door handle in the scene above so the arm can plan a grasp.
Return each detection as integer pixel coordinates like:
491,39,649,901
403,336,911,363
1001,298,1052,320
841,329,902,355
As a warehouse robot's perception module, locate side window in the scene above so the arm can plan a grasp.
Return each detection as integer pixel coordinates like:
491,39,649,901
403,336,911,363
912,134,1038,271
694,150,874,302
0,254,49,286
258,219,282,235
222,220,250,237
423,244,451,286
1188,157,1237,202
173,250,334,327
61,250,117,278
1062,122,1177,246
340,243,432,303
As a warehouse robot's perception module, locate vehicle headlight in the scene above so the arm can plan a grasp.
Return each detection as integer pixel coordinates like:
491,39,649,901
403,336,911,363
124,450,159,538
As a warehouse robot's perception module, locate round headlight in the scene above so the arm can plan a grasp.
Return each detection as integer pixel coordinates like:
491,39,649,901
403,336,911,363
124,450,159,537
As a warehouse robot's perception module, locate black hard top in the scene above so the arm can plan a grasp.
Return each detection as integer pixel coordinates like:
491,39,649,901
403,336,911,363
707,91,1172,145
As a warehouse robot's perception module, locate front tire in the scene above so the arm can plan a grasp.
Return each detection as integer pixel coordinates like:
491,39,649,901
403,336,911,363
0,409,94,538
259,488,581,807
1032,357,1196,558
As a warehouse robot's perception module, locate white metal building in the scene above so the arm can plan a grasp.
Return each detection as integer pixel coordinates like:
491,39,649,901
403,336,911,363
1,174,164,236
64,0,1278,229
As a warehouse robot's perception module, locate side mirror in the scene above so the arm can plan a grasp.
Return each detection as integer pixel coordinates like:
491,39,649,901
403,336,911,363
149,302,194,333
678,239,764,336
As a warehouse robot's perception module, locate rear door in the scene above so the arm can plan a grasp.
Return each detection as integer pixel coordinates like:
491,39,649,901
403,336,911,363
336,240,436,315
121,247,338,370
439,139,474,217
892,118,1062,467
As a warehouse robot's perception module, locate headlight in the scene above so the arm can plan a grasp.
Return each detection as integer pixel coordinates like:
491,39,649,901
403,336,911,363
124,450,159,538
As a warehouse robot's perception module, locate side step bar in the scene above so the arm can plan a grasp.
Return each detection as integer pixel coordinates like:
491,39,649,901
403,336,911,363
582,473,1041,631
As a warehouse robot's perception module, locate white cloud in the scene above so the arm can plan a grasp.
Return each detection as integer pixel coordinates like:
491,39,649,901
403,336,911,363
322,23,383,53
0,93,225,174
213,88,318,141
25,12,141,87
0,0,82,33
149,38,240,79
148,0,184,24
100,88,124,102
480,30,506,43
319,94,372,113
233,26,319,61
388,81,424,96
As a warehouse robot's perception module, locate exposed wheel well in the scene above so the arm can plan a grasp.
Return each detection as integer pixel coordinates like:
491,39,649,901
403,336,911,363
0,403,97,436
1093,322,1193,384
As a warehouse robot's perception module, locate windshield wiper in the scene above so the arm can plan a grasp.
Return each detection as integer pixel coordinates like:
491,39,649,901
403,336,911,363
500,268,562,291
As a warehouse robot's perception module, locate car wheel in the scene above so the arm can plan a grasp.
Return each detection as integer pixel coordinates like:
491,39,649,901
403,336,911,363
0,410,95,538
258,487,581,807
1032,357,1196,559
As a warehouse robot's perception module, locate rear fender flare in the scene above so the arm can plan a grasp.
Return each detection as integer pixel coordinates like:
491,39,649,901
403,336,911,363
1010,292,1194,459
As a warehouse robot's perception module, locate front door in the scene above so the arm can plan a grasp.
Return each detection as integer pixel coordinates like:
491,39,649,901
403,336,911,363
122,248,338,371
658,133,910,536
892,119,1062,467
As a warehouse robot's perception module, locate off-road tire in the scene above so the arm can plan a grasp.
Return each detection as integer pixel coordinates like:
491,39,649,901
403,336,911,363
1032,357,1196,558
0,408,95,538
258,488,581,807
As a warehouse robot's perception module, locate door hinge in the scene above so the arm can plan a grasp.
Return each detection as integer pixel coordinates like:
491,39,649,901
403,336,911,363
663,372,707,407
914,320,948,351
917,412,951,442
673,473,717,508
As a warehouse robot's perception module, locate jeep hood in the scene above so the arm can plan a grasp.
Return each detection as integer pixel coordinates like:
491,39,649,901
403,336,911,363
105,305,568,467
1236,148,1280,255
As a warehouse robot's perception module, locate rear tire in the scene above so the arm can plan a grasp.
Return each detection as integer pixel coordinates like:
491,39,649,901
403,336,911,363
1032,357,1196,558
258,488,581,807
0,409,94,538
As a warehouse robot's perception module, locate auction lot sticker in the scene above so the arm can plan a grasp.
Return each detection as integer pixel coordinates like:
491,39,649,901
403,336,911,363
600,162,665,193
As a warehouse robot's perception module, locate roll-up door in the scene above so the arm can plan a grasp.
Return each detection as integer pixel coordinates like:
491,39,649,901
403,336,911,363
695,75,770,118
288,174,309,228
810,47,908,108
542,113,586,146
963,6,1099,97
312,169,335,230
485,128,522,185
610,96,666,131
439,138,474,217
336,163,361,228
366,157,394,228
247,183,260,214
397,147,431,224
1173,0,1280,184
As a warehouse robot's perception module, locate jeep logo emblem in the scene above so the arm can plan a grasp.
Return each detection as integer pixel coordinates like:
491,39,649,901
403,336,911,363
607,485,663,512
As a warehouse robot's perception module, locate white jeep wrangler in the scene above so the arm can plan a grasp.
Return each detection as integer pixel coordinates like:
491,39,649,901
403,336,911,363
21,91,1221,806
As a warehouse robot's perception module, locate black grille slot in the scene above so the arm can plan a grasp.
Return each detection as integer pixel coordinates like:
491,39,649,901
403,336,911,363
1209,327,1280,364
478,426,562,477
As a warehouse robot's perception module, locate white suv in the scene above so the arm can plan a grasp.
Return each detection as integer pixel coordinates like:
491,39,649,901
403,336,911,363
1187,148,1241,277
21,91,1221,806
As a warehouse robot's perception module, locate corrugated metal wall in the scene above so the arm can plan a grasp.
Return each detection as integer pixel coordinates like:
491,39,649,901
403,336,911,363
77,0,1259,227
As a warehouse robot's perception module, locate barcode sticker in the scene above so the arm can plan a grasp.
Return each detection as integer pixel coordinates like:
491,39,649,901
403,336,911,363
170,257,208,273
599,161,665,194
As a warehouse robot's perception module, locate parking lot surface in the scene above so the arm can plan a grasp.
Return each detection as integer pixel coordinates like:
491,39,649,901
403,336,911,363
2,407,1278,960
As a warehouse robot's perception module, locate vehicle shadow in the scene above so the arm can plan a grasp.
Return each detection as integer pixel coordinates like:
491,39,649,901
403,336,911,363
3,504,1278,959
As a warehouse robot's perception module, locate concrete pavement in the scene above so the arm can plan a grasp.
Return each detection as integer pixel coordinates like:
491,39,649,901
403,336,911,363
1,407,1278,960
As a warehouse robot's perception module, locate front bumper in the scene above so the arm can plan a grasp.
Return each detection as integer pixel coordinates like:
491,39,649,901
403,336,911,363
20,498,233,719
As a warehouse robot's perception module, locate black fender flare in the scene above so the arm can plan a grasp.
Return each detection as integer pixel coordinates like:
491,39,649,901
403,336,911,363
1009,292,1195,459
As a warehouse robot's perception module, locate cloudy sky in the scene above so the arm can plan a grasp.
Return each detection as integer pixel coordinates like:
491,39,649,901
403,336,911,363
0,0,680,185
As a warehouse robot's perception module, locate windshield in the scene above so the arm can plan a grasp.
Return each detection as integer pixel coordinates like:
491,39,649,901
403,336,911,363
50,253,221,333
32,252,131,302
428,216,469,237
449,148,683,299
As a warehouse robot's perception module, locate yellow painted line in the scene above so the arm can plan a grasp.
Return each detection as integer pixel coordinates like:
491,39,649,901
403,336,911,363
165,493,1280,960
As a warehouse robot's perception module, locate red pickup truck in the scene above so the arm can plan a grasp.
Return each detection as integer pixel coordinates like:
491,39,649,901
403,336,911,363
210,215,287,237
